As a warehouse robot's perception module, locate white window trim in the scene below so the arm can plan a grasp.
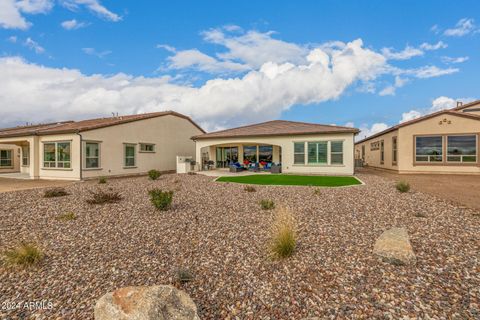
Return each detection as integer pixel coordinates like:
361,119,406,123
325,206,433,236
446,134,478,163
83,141,102,170
415,135,444,163
42,141,72,170
0,149,13,168
139,143,156,153
293,142,305,165
124,143,137,168
292,140,346,167
330,140,344,165
21,146,29,167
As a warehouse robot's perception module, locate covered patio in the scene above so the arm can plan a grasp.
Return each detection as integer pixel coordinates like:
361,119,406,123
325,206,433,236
0,137,36,179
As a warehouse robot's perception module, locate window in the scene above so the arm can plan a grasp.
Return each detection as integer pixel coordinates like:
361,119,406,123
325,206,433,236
85,142,100,168
380,140,384,164
43,141,71,168
447,135,477,163
294,142,305,164
361,145,365,160
392,137,397,165
0,149,12,167
243,145,257,163
140,143,155,152
415,136,443,162
21,146,29,166
258,145,273,163
124,144,136,167
308,142,328,164
330,141,343,165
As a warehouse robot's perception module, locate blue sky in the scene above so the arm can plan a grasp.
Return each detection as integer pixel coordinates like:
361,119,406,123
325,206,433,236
0,0,479,137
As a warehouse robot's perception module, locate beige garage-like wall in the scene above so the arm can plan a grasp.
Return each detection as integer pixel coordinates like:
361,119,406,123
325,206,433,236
355,129,399,171
81,114,203,179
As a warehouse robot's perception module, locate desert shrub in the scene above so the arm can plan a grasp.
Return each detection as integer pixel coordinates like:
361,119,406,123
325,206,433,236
86,190,122,205
187,171,197,175
313,188,322,195
56,212,77,221
44,187,69,198
148,169,161,180
260,199,275,210
244,185,256,192
2,243,43,267
149,189,174,211
176,267,194,284
98,176,107,184
414,212,427,218
269,207,297,258
396,181,410,193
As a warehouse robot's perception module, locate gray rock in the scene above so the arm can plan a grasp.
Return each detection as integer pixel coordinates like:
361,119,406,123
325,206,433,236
373,227,416,265
94,285,200,320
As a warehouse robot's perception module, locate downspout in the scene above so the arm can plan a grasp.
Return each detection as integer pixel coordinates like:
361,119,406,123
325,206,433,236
76,132,83,180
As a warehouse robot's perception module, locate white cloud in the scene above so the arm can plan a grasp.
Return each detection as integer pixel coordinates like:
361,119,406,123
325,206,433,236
357,123,389,141
0,0,31,29
0,39,387,129
441,56,469,64
407,65,459,79
399,96,475,123
165,49,249,73
419,41,447,51
156,44,176,53
82,47,111,58
430,24,440,34
381,45,423,60
7,35,18,43
24,37,44,54
60,0,121,21
379,86,395,96
61,19,88,30
444,18,477,37
16,0,53,14
378,76,408,96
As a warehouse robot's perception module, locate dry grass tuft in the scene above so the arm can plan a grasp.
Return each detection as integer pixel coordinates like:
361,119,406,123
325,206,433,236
2,242,44,267
44,187,69,198
396,181,410,193
56,212,77,221
260,199,275,210
176,267,194,284
86,190,122,205
98,176,107,184
269,206,297,258
244,185,256,192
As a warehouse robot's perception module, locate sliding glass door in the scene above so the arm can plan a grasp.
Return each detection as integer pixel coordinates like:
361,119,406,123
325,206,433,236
216,147,239,168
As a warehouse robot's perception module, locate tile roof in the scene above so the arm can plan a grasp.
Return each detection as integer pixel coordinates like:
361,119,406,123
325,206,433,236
0,111,204,139
192,120,359,140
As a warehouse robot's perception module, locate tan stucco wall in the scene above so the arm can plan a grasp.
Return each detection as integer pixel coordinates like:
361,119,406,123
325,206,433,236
355,113,480,174
355,129,399,171
0,144,20,173
459,102,480,116
398,113,480,174
81,114,203,179
195,132,356,175
39,134,81,180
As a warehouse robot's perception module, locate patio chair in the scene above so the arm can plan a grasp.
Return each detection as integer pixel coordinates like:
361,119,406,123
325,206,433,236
271,163,282,173
229,162,244,173
248,162,260,172
263,162,272,171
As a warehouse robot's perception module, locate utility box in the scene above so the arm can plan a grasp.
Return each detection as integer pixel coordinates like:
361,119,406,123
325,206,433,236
176,156,193,174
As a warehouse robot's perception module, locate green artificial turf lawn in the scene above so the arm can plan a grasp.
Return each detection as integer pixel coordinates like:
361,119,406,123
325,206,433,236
216,174,361,187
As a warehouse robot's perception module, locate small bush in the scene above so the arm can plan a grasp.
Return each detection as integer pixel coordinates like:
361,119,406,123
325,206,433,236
2,243,43,267
98,176,107,184
260,199,275,210
244,185,256,192
414,212,427,218
44,187,69,198
269,207,297,259
148,169,161,180
187,171,197,175
396,181,410,193
149,189,174,211
86,190,122,205
176,267,194,284
313,188,322,195
56,212,77,221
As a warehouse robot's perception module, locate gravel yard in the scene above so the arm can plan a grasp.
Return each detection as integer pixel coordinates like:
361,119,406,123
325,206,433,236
0,173,479,319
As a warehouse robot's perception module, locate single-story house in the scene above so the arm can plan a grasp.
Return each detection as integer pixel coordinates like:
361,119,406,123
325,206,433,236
0,111,204,180
354,99,480,174
192,120,359,175
0,144,20,174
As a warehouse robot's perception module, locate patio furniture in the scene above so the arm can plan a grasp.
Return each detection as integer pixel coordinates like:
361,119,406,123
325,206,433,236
271,163,282,173
229,162,244,173
248,162,260,172
263,162,272,171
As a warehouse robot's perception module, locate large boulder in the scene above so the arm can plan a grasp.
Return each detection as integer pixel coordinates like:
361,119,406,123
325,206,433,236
373,227,416,265
94,285,200,320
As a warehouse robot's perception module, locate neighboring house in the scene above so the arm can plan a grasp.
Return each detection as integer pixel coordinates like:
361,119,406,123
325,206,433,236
192,120,359,175
0,111,204,180
0,144,20,174
355,100,480,174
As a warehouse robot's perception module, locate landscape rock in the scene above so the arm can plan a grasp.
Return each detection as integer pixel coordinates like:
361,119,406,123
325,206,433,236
373,227,416,265
94,285,200,320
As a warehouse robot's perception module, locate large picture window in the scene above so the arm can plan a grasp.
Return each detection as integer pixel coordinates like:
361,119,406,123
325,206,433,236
124,144,136,167
415,136,443,162
294,142,305,164
447,135,477,163
85,142,100,168
43,141,71,168
308,141,327,164
258,145,273,163
0,149,12,167
330,141,343,165
243,145,257,163
380,140,384,164
392,137,397,165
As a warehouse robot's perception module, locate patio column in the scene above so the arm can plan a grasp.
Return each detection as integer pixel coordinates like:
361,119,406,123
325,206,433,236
29,136,40,179
238,145,244,163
